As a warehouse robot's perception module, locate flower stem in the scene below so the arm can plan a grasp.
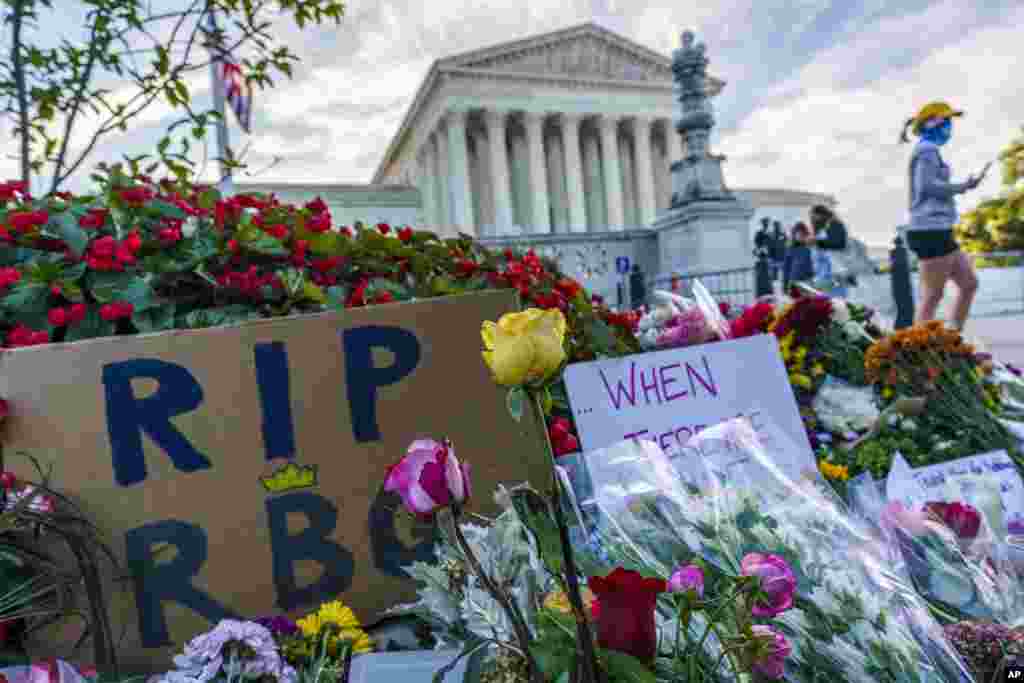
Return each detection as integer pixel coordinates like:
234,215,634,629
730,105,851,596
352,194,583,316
532,392,605,683
446,508,544,683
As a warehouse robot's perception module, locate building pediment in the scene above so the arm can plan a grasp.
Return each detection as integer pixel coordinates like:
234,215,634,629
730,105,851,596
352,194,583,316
451,33,670,83
438,23,723,92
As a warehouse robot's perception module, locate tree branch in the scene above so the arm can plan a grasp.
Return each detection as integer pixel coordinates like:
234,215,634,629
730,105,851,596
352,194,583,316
49,5,107,194
10,0,31,186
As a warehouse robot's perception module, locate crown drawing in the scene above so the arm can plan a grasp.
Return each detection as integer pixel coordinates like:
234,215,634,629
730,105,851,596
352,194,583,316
260,462,318,494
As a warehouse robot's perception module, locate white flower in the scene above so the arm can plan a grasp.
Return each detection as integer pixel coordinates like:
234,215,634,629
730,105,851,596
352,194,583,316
831,299,851,323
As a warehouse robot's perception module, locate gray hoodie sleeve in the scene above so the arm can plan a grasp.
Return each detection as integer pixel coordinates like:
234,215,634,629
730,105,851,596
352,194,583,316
914,148,968,199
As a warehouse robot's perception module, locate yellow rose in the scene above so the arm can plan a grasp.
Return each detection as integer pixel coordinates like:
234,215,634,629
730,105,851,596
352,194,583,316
481,308,567,386
882,387,894,399
791,374,812,389
811,363,825,376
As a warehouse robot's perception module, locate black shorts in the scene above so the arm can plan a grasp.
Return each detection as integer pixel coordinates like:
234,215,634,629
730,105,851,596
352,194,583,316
906,229,959,260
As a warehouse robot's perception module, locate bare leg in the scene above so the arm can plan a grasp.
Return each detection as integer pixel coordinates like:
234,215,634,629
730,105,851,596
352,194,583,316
915,253,955,323
948,250,979,330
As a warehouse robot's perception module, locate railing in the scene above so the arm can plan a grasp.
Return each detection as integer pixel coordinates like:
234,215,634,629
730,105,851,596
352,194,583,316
647,266,756,307
881,242,1024,327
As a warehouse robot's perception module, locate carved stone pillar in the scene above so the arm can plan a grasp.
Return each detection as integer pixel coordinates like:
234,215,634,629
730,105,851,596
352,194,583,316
416,147,437,228
632,116,657,227
523,111,551,233
434,127,451,230
582,123,604,230
445,108,474,232
598,115,625,230
560,113,587,232
484,110,513,235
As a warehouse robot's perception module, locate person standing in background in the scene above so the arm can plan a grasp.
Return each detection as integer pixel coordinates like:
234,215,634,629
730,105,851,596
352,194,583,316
900,101,987,330
783,223,815,293
770,220,787,281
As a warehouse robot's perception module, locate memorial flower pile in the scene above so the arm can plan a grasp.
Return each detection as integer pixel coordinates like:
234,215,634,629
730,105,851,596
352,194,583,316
570,428,966,683
160,600,372,683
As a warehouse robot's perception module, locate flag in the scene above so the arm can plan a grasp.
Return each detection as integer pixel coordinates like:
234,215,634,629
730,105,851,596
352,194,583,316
222,62,252,134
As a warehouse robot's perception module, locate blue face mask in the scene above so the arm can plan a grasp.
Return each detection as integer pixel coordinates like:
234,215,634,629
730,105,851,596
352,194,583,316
920,118,952,146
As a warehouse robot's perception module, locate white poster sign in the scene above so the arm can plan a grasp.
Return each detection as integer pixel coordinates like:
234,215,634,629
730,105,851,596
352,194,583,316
563,335,815,479
886,451,1024,532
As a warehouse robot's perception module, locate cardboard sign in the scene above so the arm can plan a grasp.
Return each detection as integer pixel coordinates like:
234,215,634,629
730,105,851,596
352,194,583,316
0,290,549,672
886,451,1024,533
563,335,814,477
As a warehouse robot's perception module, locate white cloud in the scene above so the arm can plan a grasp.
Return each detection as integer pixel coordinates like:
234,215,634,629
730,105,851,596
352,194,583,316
720,2,1024,246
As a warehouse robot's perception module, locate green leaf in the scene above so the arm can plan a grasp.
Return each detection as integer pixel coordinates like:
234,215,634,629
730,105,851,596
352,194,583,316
508,487,564,575
533,639,573,680
181,305,261,330
53,212,89,256
301,281,326,305
507,386,525,422
148,200,187,220
1,282,49,315
367,278,411,301
599,650,658,683
90,272,153,310
65,306,113,343
133,303,177,334
245,232,289,257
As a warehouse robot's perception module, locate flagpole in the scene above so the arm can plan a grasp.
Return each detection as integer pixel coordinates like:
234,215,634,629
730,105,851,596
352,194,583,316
206,7,233,194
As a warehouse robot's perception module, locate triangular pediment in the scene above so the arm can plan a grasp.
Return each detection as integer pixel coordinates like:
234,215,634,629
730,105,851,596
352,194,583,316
439,23,678,84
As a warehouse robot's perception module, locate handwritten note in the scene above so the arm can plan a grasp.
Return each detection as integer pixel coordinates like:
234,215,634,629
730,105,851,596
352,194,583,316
563,335,814,479
886,451,1024,532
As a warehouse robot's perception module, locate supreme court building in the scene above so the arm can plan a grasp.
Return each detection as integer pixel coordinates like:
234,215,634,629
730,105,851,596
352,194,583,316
370,21,719,236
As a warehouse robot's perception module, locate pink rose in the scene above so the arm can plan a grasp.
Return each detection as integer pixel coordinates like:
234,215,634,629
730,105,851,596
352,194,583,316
384,439,471,519
750,624,791,678
880,501,929,537
667,564,704,599
740,553,796,618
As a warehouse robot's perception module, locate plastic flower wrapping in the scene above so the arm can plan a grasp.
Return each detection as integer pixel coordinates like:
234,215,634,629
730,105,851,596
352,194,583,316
812,375,880,435
564,417,974,682
848,465,1024,678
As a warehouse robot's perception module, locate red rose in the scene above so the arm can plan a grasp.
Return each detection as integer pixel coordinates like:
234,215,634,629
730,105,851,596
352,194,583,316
79,208,108,230
555,277,582,299
305,197,328,214
377,223,391,235
118,187,153,206
398,227,414,243
924,501,982,540
8,210,48,233
0,180,27,201
68,303,87,324
306,212,331,233
587,567,666,662
47,308,68,327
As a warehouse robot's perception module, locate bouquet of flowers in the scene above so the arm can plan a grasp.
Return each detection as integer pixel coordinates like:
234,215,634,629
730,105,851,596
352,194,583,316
635,290,719,350
864,321,1018,466
570,418,972,682
158,600,373,683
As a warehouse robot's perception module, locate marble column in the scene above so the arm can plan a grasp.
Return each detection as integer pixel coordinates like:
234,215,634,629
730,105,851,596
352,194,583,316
416,148,437,229
632,116,657,227
469,128,492,234
484,110,513,235
582,122,605,230
546,128,567,231
560,114,587,233
618,130,636,227
599,115,625,230
523,111,551,234
445,108,474,233
433,129,450,230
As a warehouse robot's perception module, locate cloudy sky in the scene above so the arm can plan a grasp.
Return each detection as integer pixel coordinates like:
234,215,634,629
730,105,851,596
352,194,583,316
3,0,1023,247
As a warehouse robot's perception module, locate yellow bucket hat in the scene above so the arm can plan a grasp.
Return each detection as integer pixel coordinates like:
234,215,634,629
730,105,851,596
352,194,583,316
899,101,963,142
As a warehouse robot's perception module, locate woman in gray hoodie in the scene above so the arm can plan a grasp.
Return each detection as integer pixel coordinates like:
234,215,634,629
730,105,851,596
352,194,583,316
900,101,987,330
